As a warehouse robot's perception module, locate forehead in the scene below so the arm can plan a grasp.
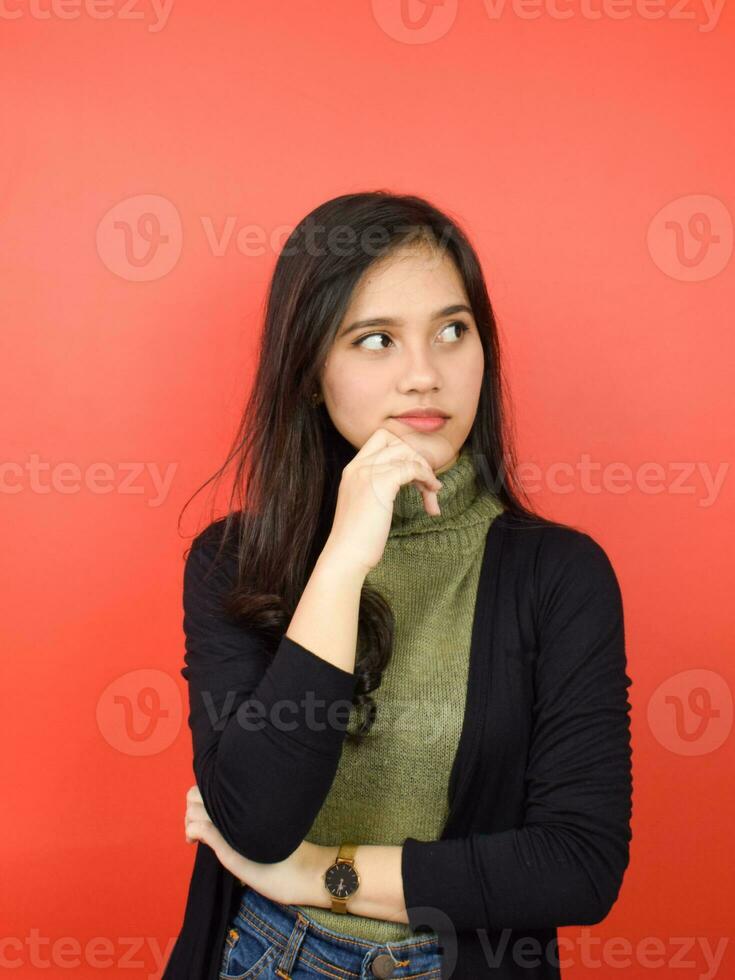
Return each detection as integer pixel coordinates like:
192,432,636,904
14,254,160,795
346,245,467,316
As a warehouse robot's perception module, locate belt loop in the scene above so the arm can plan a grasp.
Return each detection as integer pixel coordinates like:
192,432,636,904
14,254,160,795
274,911,309,980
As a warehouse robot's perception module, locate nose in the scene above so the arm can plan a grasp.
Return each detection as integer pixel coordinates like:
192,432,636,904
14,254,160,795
396,341,442,393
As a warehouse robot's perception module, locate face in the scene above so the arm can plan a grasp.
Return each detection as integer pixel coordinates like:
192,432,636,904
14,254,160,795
318,244,484,475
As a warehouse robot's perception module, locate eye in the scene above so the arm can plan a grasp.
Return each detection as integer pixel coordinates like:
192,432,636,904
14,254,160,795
439,321,470,342
352,331,392,351
352,321,470,351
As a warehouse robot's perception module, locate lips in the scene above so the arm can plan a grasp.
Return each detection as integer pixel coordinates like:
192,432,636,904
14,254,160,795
392,408,450,419
392,416,448,432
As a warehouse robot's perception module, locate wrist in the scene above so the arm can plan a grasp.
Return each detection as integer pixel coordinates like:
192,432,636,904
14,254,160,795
301,842,340,908
319,539,370,582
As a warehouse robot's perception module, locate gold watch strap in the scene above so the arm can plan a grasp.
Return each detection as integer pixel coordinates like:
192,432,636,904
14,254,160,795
337,842,358,863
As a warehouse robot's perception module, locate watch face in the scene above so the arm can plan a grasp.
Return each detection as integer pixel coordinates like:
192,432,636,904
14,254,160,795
325,862,359,898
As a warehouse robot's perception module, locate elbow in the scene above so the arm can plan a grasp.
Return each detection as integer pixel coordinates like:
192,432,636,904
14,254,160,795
208,788,314,864
595,863,630,923
577,858,631,926
572,895,616,927
193,733,345,864
517,822,631,929
556,884,621,928
226,824,305,864
568,813,632,926
194,755,309,863
546,840,630,928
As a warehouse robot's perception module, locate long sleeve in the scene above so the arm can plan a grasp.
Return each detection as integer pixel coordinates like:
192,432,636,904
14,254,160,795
181,522,356,863
401,530,633,933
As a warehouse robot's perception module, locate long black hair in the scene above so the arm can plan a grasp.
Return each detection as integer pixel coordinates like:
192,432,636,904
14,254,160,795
178,190,576,745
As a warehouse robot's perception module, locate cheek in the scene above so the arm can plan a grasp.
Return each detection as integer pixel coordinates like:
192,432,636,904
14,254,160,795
329,370,375,407
323,359,387,431
453,341,484,399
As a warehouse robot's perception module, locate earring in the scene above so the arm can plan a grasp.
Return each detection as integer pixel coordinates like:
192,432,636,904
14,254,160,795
311,389,323,405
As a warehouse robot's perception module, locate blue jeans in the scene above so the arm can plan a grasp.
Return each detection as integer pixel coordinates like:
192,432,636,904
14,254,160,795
219,885,443,979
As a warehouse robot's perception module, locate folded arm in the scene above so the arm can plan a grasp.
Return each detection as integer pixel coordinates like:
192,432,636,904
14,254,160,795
400,531,633,933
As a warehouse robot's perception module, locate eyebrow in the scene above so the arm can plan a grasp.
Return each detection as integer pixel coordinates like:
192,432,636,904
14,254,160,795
339,304,473,338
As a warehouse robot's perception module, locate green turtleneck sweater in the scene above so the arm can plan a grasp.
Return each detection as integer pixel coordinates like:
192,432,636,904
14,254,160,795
292,446,505,941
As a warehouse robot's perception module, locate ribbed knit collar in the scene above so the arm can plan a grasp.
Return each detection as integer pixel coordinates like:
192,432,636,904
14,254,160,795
387,445,504,547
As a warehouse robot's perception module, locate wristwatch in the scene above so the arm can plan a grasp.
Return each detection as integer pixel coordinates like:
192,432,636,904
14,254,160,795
323,842,361,913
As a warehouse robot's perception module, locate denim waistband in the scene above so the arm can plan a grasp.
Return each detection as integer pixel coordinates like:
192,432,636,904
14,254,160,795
230,884,443,979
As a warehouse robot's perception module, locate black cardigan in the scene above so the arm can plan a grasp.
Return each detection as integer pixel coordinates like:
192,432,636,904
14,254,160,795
162,510,633,979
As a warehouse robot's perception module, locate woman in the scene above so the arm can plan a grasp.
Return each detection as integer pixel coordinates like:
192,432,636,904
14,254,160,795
163,192,633,979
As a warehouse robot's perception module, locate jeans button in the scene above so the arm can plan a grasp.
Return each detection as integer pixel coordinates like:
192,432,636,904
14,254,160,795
371,953,396,977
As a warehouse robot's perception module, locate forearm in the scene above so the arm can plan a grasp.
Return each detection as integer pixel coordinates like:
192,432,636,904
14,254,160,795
303,844,408,925
285,541,366,674
185,532,363,863
192,631,356,862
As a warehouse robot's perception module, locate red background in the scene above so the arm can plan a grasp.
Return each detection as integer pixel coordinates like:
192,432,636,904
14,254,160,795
1,1,733,976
